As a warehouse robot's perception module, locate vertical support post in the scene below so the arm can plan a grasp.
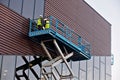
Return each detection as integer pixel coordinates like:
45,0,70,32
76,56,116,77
55,19,59,33
78,36,82,47
49,16,53,28
29,19,32,33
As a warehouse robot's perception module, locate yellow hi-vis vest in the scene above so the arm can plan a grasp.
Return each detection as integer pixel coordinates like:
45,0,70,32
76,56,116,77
37,18,42,27
45,20,50,29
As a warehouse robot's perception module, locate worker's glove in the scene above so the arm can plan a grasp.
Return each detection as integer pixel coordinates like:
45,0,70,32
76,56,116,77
42,27,45,30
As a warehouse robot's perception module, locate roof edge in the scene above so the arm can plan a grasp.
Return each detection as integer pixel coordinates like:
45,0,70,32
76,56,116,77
83,0,112,27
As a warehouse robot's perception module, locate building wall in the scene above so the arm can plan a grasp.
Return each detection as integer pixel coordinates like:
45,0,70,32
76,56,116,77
0,55,111,80
0,0,111,56
44,0,111,56
0,4,46,55
0,0,111,80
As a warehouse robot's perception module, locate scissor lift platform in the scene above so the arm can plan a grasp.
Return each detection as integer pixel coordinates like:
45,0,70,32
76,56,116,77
28,16,91,61
17,16,92,80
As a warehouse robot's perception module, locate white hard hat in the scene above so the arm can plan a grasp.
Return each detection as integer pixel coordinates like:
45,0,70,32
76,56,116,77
39,15,43,17
46,21,49,23
44,18,47,20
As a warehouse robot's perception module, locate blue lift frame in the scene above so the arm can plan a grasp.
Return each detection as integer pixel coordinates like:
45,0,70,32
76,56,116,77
28,16,91,61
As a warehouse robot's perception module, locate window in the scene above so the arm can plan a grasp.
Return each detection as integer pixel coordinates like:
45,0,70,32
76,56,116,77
94,56,99,68
22,0,34,19
0,55,3,79
9,0,22,14
28,56,41,80
34,0,44,19
100,56,105,63
79,70,86,80
72,61,80,78
0,0,10,7
106,74,111,80
87,56,93,80
29,65,40,80
1,56,16,80
100,63,105,80
80,60,86,71
106,57,111,75
15,56,29,80
94,68,99,80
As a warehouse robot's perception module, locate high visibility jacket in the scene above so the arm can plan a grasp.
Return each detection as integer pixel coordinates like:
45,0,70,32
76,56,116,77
45,20,50,29
37,18,42,26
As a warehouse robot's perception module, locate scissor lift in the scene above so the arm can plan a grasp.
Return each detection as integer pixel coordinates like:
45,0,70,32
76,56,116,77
29,16,91,80
40,40,74,80
16,16,91,80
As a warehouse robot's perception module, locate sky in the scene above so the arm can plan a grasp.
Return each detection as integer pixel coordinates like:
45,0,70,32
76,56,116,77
85,0,120,80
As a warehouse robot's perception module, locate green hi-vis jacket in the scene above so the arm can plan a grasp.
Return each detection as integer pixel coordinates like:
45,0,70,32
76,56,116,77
45,20,50,29
37,18,42,26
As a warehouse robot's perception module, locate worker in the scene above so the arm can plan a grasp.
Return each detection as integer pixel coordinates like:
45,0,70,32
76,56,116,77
37,15,44,30
44,19,50,29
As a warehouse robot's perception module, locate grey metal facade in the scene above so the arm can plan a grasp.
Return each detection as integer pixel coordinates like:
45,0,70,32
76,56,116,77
0,0,44,19
0,56,111,80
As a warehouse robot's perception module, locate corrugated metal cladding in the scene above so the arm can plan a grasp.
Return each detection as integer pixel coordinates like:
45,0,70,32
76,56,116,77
0,4,45,55
44,0,111,56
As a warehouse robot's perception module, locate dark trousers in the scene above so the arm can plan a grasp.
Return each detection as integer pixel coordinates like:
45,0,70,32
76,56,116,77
38,25,43,30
